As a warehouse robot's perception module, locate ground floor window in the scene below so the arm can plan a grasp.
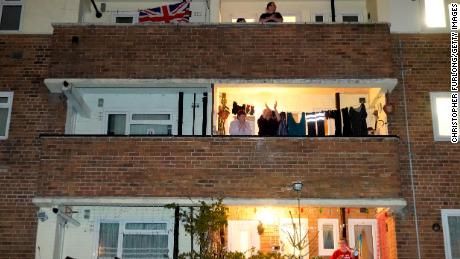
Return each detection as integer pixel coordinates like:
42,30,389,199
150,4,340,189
97,221,170,259
442,209,460,259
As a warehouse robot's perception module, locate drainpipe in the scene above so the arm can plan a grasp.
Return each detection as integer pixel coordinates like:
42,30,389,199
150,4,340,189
398,39,422,259
331,0,336,22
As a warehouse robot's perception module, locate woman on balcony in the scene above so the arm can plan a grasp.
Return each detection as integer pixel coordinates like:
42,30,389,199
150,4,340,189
259,2,284,23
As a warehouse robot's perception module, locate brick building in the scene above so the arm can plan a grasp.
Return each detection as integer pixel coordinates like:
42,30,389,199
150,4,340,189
0,0,458,259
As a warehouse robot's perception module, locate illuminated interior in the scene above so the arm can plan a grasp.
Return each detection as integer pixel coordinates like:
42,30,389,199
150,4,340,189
213,84,389,136
226,206,398,258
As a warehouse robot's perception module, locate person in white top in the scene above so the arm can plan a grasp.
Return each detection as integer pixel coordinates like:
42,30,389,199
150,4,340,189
229,110,252,135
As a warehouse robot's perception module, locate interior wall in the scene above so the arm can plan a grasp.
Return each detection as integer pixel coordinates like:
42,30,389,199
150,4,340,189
220,0,367,23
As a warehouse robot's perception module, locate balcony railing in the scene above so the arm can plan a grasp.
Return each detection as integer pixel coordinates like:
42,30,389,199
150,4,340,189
39,135,401,199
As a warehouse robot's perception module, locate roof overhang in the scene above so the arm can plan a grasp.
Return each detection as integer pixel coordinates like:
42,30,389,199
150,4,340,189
33,197,407,211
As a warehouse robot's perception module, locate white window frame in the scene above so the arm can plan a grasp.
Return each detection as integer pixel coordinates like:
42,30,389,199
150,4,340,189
430,92,451,141
312,13,328,23
0,0,23,32
94,220,173,259
104,111,177,135
348,218,378,258
112,12,139,24
339,13,362,23
442,209,460,259
0,92,13,140
318,218,339,256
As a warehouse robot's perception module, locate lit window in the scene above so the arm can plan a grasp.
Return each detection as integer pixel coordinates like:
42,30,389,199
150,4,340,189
0,92,13,139
283,16,297,23
318,219,339,256
425,0,446,28
430,92,451,141
0,0,23,31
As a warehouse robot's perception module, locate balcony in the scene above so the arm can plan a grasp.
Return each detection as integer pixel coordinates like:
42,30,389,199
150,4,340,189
38,135,401,199
48,23,394,79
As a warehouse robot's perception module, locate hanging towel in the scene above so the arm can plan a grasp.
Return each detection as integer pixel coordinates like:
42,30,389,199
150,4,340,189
342,107,352,137
287,112,306,136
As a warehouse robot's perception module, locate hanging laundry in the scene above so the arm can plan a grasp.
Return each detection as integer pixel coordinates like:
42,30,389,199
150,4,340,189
287,112,306,136
278,112,288,136
341,107,352,136
349,103,368,137
306,113,317,137
316,112,326,137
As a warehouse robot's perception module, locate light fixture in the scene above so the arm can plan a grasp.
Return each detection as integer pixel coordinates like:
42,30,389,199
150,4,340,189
292,181,303,192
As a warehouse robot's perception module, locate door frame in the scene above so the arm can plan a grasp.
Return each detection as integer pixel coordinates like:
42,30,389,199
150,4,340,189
348,218,378,258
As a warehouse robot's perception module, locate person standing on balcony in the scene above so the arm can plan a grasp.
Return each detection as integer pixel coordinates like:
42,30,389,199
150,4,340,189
258,102,281,136
259,2,283,23
229,110,252,135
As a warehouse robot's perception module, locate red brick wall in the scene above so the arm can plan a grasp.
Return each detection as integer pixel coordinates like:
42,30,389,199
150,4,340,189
49,24,393,79
389,34,460,259
39,137,401,199
0,35,66,259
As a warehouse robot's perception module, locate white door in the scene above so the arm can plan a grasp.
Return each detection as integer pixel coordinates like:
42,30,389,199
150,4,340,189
227,220,260,257
442,210,460,259
348,219,378,259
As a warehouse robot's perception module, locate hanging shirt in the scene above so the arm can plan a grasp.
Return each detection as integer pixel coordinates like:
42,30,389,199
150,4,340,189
342,108,352,137
229,120,252,135
330,250,354,259
287,112,306,136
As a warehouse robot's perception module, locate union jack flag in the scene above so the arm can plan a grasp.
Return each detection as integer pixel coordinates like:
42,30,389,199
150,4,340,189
138,1,192,24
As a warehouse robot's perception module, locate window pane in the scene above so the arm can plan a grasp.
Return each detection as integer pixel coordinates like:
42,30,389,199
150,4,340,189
98,223,119,259
322,224,334,249
0,108,9,136
107,114,126,135
425,0,446,28
115,16,134,24
284,16,296,23
436,97,451,136
315,15,324,22
132,114,170,121
126,223,167,231
0,5,22,31
122,234,169,258
448,216,460,258
354,225,374,259
343,15,359,22
130,124,172,135
0,97,8,103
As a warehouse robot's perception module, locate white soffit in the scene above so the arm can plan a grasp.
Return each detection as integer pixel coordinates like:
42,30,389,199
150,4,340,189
44,78,398,93
33,197,407,211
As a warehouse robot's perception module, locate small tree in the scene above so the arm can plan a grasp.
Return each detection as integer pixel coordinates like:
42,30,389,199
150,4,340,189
168,199,229,259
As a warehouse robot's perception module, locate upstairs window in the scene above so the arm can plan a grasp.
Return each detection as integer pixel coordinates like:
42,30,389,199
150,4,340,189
315,15,324,23
430,92,451,141
112,12,138,24
0,92,13,139
341,14,360,23
425,0,446,28
0,0,23,31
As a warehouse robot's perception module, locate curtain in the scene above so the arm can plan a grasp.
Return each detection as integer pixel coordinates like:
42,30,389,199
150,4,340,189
322,224,334,250
354,225,374,259
0,108,8,136
122,234,169,258
227,220,260,257
448,216,460,259
98,223,119,259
